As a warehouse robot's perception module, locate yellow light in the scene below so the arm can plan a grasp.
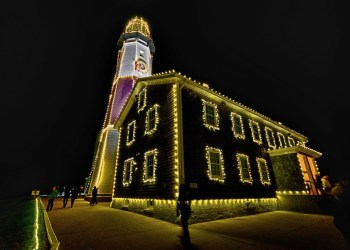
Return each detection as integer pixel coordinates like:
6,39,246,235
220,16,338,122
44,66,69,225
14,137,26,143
34,197,39,250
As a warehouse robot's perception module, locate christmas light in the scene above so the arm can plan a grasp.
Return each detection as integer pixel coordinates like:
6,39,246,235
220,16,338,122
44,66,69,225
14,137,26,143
236,153,253,184
122,157,136,187
201,99,220,131
288,136,296,147
264,126,276,149
137,87,147,113
205,146,226,183
112,127,122,197
34,197,39,250
143,149,159,183
144,104,160,135
249,119,262,145
126,120,136,146
173,84,179,197
277,132,287,148
124,16,151,38
230,112,246,140
256,158,271,185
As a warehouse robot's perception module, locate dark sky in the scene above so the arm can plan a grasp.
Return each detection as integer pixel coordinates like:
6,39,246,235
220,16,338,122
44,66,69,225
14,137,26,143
1,1,348,197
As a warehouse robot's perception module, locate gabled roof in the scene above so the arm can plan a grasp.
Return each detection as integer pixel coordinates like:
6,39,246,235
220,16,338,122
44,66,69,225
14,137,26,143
114,70,308,142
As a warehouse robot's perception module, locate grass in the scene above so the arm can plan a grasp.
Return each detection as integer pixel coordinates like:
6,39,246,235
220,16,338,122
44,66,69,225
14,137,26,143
0,196,50,249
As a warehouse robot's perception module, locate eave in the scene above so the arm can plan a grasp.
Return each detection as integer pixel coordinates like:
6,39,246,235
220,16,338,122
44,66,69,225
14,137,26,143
267,145,322,158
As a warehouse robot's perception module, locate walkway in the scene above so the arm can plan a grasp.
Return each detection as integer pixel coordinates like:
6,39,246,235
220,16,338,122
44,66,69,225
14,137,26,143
44,198,350,250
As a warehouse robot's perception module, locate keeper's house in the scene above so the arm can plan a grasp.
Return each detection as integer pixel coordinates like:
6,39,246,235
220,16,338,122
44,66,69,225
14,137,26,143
111,71,323,223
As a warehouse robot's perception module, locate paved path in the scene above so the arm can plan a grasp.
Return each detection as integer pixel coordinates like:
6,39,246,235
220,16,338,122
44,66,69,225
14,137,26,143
44,198,350,250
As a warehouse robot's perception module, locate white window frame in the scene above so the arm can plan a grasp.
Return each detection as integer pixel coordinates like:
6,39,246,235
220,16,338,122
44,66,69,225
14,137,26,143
277,132,287,148
288,136,295,147
264,126,276,149
143,149,158,183
137,88,147,113
230,112,245,139
123,158,136,187
126,120,136,146
249,119,262,144
256,158,271,185
236,153,253,184
205,146,225,182
145,104,160,135
201,99,220,131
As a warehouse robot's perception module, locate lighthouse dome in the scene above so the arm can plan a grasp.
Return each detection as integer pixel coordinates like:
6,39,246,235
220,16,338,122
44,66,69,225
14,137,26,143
124,16,151,38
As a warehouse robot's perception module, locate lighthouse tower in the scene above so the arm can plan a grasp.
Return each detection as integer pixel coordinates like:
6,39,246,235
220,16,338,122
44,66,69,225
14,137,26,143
87,17,155,201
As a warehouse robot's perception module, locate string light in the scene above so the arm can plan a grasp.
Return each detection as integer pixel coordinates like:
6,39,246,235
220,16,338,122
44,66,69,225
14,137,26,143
124,16,151,38
34,197,39,250
288,136,296,147
122,157,136,187
264,126,276,149
112,127,122,197
126,120,136,146
205,146,226,183
144,104,160,135
137,88,147,113
201,99,220,131
173,84,179,197
248,119,263,145
143,149,159,183
256,158,271,185
236,153,253,184
277,132,287,148
230,112,246,140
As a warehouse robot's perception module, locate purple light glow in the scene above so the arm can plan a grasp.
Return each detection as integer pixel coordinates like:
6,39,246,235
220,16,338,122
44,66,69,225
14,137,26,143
108,77,135,125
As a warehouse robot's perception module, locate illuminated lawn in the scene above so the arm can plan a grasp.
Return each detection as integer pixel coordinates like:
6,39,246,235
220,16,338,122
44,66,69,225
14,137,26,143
0,197,49,249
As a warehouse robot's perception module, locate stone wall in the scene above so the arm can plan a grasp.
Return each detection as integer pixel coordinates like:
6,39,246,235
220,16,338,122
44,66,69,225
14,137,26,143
111,198,278,224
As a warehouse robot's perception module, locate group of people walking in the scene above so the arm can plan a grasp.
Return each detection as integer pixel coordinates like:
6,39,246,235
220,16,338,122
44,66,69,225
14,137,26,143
46,186,80,212
46,185,98,212
63,187,78,208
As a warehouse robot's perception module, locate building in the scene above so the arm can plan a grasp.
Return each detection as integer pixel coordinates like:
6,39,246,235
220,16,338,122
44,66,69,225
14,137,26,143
87,17,323,222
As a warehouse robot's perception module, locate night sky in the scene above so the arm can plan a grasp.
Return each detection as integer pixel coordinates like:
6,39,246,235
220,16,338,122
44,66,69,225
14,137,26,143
1,1,348,197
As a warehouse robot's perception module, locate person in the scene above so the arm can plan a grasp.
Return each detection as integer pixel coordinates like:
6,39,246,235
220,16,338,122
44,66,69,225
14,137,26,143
176,184,192,246
46,186,59,212
321,175,332,195
332,179,350,244
315,174,324,195
63,187,70,208
70,187,78,207
90,186,98,205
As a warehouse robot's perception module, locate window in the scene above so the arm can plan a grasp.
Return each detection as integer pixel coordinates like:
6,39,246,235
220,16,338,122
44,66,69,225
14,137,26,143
137,39,147,46
236,153,253,184
145,104,160,135
205,146,225,182
123,158,136,187
288,137,295,147
201,99,219,131
264,127,276,149
137,88,147,113
277,132,287,148
230,112,245,139
256,158,271,185
139,50,145,58
249,120,262,144
126,120,136,146
143,149,158,183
